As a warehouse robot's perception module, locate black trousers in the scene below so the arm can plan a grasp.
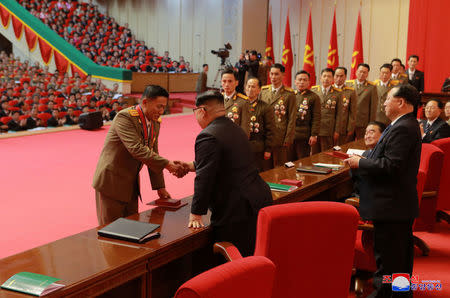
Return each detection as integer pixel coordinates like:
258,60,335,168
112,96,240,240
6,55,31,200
369,220,415,298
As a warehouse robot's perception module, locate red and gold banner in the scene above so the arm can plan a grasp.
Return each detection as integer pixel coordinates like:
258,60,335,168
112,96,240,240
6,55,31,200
281,11,293,87
24,26,37,51
38,37,53,65
71,63,87,79
54,50,69,73
302,9,316,87
0,5,10,28
350,10,364,79
11,15,23,39
327,6,339,70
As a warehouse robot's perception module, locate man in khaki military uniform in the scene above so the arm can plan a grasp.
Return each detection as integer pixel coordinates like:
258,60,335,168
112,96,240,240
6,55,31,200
346,63,378,139
240,77,275,171
312,68,342,152
391,58,408,84
374,63,399,125
221,68,248,127
93,85,185,225
334,66,357,145
293,70,321,158
257,56,272,86
259,63,296,167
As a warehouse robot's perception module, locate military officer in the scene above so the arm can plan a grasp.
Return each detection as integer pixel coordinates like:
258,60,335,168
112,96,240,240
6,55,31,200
293,70,321,158
346,63,378,139
391,58,408,84
259,63,296,167
221,68,248,127
241,77,275,171
374,63,399,125
312,68,342,152
93,85,186,225
334,66,357,145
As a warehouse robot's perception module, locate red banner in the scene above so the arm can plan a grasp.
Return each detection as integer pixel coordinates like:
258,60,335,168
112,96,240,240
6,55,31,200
71,64,87,79
350,11,364,79
54,51,69,73
0,5,10,28
24,26,37,51
302,9,316,87
281,11,293,87
327,6,339,70
38,38,53,64
11,15,23,40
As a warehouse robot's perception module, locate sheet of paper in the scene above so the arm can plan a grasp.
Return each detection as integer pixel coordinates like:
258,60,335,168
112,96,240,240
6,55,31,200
346,148,365,156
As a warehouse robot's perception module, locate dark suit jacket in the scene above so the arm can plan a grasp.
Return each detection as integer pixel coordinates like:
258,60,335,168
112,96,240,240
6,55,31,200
357,113,421,221
406,69,424,92
420,118,450,143
191,116,273,227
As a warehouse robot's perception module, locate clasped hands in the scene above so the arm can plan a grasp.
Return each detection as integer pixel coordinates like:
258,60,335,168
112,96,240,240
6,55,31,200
165,160,194,178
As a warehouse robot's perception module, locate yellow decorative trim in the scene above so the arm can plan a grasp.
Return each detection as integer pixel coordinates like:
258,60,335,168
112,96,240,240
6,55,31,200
92,74,131,83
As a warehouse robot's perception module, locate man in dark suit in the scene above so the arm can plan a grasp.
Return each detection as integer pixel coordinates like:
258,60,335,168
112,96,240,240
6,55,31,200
185,91,273,257
420,98,450,143
345,84,421,298
406,55,424,92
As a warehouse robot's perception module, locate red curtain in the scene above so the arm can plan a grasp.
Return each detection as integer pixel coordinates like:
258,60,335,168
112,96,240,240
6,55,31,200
0,5,10,28
54,51,69,73
11,15,23,39
24,26,37,51
407,0,450,92
38,38,53,64
71,64,87,79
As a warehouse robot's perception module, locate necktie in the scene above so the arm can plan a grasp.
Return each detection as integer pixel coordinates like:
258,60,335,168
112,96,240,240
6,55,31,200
368,124,392,158
425,122,431,133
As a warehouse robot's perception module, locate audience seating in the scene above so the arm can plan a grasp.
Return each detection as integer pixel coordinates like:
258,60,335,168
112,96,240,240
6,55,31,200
214,202,359,298
431,137,450,224
174,256,275,298
36,113,52,126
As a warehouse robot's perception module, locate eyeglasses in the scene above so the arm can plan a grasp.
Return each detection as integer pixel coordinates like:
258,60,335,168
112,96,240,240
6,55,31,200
192,107,205,112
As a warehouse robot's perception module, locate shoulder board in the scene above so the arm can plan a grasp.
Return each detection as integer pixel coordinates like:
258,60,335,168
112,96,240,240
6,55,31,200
311,85,320,90
367,81,375,86
399,73,408,78
390,80,399,86
237,93,249,100
332,86,342,92
284,86,294,92
157,116,162,123
129,109,139,117
374,79,380,84
345,80,355,84
261,85,271,90
344,86,355,90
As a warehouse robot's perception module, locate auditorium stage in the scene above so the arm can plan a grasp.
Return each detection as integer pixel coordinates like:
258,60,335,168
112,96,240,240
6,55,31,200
0,114,201,258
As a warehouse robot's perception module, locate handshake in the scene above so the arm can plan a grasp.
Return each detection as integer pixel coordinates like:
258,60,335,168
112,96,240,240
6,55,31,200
165,160,194,178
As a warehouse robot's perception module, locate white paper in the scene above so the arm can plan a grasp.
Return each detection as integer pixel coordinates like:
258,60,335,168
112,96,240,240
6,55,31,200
346,148,365,156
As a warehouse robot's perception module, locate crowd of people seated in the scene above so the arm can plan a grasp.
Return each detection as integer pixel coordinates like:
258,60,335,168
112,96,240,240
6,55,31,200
19,0,193,73
0,52,125,133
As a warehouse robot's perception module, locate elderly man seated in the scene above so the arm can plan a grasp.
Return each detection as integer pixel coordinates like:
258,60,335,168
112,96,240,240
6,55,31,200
420,99,450,143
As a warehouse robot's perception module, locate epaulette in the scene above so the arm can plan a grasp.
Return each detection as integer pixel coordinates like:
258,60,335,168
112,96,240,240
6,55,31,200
332,86,342,92
157,116,162,123
345,80,355,84
284,86,294,93
367,80,375,86
374,79,380,85
390,79,400,86
261,85,271,90
237,93,249,100
344,86,355,90
399,73,408,78
311,85,320,90
129,109,139,116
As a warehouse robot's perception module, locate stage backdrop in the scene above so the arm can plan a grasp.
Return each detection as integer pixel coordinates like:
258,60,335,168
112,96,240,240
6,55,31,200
407,0,450,92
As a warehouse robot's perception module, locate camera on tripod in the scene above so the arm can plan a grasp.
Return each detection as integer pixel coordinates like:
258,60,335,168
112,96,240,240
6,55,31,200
211,43,232,65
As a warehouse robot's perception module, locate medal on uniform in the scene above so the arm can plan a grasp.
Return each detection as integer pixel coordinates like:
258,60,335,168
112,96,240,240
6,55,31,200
275,98,285,122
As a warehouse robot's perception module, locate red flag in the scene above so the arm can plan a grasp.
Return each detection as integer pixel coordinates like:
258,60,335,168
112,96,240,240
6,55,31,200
265,10,275,84
350,10,364,79
327,6,339,69
281,11,294,86
302,9,316,86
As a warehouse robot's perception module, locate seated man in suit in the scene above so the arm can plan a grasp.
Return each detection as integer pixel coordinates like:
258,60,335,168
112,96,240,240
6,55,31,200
184,91,273,257
420,98,450,143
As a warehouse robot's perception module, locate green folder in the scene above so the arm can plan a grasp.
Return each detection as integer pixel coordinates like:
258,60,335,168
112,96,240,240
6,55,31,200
267,182,297,192
1,272,64,296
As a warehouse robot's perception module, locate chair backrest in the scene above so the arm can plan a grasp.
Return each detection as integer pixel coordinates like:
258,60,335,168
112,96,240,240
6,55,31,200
419,143,444,192
431,137,450,210
174,256,275,298
254,202,359,298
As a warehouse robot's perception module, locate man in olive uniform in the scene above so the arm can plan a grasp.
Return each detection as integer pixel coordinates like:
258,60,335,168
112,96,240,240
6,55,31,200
334,66,357,145
391,58,408,84
259,63,297,167
374,63,399,125
293,70,321,158
93,85,185,225
346,63,378,139
221,68,248,127
257,56,272,86
312,68,342,152
241,77,275,171
195,64,208,94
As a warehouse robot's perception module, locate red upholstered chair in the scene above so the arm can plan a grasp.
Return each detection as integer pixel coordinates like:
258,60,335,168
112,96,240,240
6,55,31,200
431,137,450,223
214,202,359,298
415,143,444,231
1,116,12,124
174,256,275,298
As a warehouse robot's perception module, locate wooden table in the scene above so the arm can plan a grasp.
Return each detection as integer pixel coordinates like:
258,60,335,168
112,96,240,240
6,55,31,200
0,141,366,297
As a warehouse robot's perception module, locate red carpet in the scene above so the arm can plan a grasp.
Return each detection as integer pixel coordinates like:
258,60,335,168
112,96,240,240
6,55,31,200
0,114,201,258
